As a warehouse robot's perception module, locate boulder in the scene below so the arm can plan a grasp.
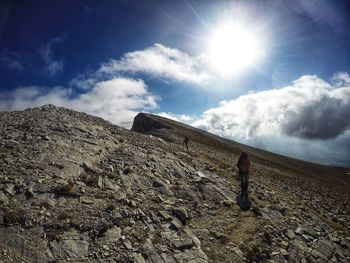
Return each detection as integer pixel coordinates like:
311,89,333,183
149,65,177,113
131,113,170,134
0,191,8,205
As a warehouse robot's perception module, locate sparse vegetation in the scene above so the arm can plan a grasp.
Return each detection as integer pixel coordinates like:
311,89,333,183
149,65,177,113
3,207,27,226
105,202,116,211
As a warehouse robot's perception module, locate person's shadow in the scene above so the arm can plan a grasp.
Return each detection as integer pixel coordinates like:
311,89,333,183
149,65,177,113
236,193,252,211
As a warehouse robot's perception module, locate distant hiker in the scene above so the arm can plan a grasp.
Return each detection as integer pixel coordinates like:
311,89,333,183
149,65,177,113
183,136,189,150
237,152,251,200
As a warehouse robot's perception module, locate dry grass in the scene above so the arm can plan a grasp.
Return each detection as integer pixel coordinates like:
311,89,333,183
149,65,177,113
105,202,116,211
3,208,27,226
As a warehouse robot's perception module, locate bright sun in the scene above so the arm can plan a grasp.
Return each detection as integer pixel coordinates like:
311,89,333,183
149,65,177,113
207,23,262,77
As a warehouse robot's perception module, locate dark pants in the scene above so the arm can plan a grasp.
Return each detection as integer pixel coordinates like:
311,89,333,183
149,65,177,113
240,172,249,199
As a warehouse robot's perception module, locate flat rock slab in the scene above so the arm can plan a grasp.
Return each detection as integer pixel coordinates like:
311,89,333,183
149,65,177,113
261,207,283,219
172,238,194,250
312,239,334,259
159,210,173,221
174,248,209,263
0,191,9,205
170,217,183,231
146,252,163,263
50,231,90,260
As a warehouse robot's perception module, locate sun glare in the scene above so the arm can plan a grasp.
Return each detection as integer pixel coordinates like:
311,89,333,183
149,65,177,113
207,23,262,77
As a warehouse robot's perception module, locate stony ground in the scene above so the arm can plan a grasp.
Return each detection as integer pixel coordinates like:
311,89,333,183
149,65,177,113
0,105,349,262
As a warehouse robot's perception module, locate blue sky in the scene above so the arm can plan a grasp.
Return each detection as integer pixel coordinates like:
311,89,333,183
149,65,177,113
1,0,350,166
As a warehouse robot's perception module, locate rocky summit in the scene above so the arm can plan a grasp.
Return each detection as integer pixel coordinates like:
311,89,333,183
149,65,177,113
0,105,349,263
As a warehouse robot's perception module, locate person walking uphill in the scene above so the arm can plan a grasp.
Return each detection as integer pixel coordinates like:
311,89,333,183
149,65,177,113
183,136,189,150
237,152,251,200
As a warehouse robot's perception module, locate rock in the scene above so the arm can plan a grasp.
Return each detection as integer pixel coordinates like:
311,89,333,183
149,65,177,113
4,184,16,196
223,199,234,207
129,200,137,207
103,226,122,243
50,231,89,259
196,171,207,178
42,135,50,141
173,248,208,262
160,185,173,196
0,191,8,205
306,229,320,239
295,227,304,235
285,229,296,239
79,196,95,204
280,248,289,256
146,252,163,263
261,207,283,219
281,240,289,248
302,234,312,242
170,217,183,231
153,179,173,196
153,178,167,188
213,231,226,239
131,113,170,134
173,207,189,223
159,210,172,221
161,253,177,263
123,239,133,250
312,239,334,259
329,235,339,243
133,253,146,263
184,229,201,248
231,246,243,257
104,178,119,191
0,211,4,225
107,165,114,173
97,176,103,188
82,161,103,174
172,238,194,250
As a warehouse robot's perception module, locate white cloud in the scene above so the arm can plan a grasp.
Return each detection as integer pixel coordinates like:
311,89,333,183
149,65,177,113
1,37,64,76
97,43,211,84
189,74,350,165
332,72,350,87
157,112,195,124
192,75,350,140
39,38,64,76
0,78,158,128
0,51,23,70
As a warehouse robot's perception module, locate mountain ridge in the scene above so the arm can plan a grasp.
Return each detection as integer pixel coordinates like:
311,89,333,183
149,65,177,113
0,105,348,262
132,112,349,176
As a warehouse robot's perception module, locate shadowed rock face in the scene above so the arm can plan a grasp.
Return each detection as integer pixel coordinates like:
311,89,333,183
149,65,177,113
131,113,170,134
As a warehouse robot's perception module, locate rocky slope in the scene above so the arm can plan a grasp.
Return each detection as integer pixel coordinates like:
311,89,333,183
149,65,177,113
0,105,349,263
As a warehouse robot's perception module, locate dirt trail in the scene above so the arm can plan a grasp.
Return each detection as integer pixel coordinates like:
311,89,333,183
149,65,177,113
184,138,349,262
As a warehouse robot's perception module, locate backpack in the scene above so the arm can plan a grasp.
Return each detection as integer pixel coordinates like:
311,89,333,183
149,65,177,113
239,158,250,173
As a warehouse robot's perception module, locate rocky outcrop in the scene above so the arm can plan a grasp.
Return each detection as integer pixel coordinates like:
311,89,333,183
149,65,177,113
131,113,170,134
0,105,349,262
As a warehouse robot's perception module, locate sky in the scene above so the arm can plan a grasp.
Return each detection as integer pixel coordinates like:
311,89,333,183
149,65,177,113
0,0,350,167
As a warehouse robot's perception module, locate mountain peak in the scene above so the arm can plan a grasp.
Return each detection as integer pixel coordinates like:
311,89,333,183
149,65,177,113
0,107,349,262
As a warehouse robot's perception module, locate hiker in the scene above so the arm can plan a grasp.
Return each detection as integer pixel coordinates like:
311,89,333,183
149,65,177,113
237,152,251,200
183,136,189,150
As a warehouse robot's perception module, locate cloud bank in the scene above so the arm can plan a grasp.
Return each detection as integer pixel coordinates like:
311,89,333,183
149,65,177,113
0,78,157,128
192,74,350,140
190,73,350,166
